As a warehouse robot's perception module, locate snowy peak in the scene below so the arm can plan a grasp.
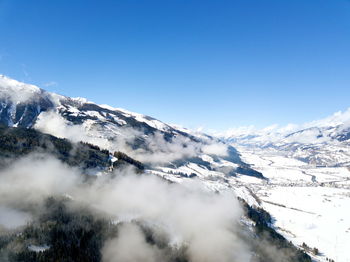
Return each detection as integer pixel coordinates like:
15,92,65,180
0,76,57,127
221,108,350,146
308,108,350,128
0,75,43,103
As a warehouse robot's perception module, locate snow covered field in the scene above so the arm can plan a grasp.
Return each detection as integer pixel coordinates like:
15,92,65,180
238,147,350,262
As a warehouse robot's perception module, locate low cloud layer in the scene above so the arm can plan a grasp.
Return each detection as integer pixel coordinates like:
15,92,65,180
79,173,249,262
202,142,228,156
0,154,250,262
102,223,163,262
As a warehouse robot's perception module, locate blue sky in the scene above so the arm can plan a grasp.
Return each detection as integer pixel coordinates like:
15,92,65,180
0,0,350,131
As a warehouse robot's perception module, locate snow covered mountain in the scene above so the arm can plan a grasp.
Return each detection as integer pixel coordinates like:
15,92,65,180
0,75,262,182
221,110,350,167
219,111,350,262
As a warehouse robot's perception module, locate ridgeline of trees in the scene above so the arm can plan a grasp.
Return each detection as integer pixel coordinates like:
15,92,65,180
0,126,144,172
113,151,144,171
0,126,110,170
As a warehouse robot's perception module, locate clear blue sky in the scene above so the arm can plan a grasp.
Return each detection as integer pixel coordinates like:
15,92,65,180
1,0,350,131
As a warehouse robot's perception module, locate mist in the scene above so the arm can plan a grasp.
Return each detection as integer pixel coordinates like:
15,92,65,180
34,111,112,149
34,110,230,165
0,153,251,262
0,206,31,230
102,224,163,262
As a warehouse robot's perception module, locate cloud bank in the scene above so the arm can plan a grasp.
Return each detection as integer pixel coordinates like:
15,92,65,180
0,153,250,262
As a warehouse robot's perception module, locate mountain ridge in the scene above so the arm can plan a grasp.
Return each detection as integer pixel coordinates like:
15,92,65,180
0,75,262,180
219,109,350,167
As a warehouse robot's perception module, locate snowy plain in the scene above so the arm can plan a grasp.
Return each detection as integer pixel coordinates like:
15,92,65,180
237,146,350,262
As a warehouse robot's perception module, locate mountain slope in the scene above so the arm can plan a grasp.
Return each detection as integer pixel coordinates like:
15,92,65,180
0,125,145,173
0,75,262,181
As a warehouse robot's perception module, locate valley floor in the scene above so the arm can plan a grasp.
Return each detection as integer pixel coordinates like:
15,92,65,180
236,147,350,262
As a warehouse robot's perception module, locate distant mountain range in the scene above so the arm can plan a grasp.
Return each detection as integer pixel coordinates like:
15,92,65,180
219,110,350,167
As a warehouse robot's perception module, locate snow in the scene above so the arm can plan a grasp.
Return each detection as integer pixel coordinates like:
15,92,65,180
0,75,41,103
260,186,350,262
156,162,224,179
220,111,350,261
238,146,350,262
28,244,50,252
234,186,260,206
219,107,350,146
99,104,171,132
85,110,106,120
72,97,90,104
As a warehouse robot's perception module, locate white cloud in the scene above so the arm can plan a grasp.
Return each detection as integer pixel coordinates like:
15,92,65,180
80,173,250,262
102,223,162,262
202,142,228,156
43,81,58,87
0,206,32,230
34,110,111,149
0,154,251,262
